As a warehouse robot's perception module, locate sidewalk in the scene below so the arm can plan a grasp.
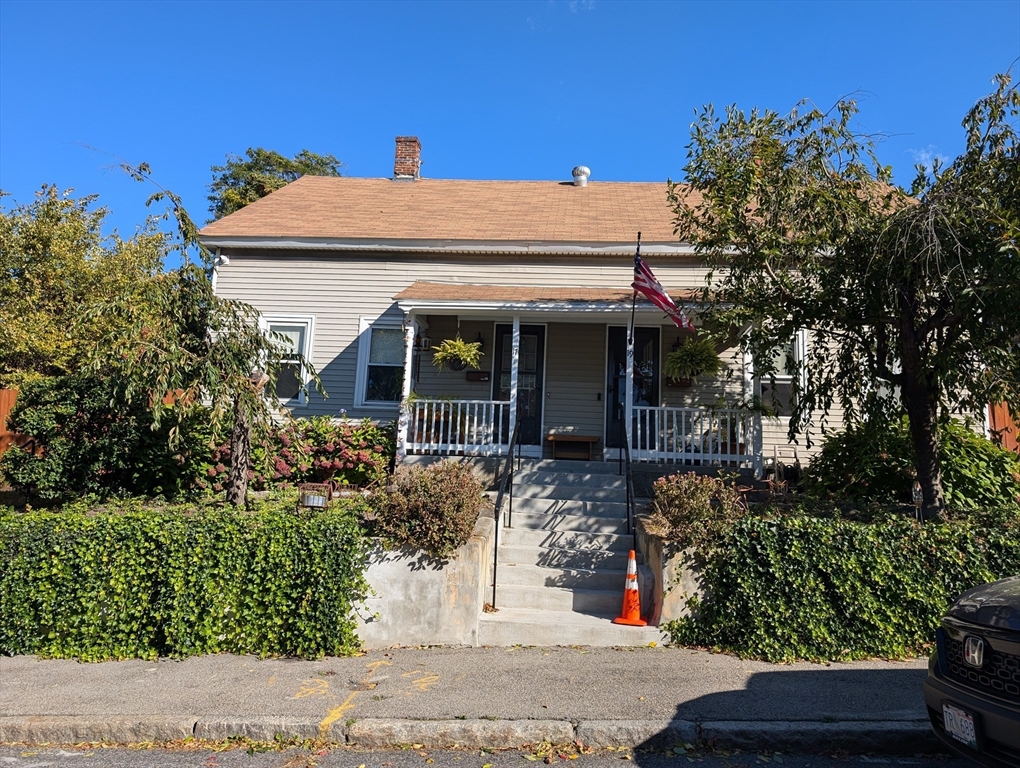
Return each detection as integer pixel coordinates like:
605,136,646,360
0,646,937,754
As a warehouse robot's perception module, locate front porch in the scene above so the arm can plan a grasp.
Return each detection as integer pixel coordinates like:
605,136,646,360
393,283,764,473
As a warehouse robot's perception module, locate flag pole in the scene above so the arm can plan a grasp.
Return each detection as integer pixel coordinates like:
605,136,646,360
629,232,640,347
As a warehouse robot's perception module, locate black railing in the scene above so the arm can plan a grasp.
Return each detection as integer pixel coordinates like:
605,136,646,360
622,428,636,536
490,420,522,610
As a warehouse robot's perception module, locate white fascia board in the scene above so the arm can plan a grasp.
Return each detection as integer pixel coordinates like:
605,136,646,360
199,235,698,257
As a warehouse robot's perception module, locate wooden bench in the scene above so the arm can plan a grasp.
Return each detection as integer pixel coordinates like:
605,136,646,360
547,433,601,461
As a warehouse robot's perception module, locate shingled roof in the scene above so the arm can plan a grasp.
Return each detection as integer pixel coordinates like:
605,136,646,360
199,176,689,243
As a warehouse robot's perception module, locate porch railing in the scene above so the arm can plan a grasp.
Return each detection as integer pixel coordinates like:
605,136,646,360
632,406,755,467
405,399,513,456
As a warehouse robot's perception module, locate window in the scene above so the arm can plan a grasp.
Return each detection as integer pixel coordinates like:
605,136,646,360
264,316,314,405
356,318,406,406
758,331,806,417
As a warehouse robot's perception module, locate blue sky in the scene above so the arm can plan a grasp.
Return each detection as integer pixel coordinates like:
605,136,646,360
1,0,1018,264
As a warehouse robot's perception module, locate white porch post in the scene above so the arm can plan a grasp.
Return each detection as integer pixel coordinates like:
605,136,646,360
743,347,764,478
396,313,416,463
508,316,521,447
624,317,635,454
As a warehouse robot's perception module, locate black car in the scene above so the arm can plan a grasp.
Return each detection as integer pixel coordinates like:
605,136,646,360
923,575,1020,767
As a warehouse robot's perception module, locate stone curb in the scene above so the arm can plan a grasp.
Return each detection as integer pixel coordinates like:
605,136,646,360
0,716,938,754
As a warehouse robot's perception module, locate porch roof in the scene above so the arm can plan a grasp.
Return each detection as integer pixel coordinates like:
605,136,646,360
394,281,703,319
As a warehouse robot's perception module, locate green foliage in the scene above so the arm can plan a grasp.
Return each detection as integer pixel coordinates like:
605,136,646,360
370,461,486,557
0,186,165,388
664,508,1020,662
0,497,369,660
803,418,1020,510
642,472,744,549
670,74,1020,513
200,417,395,494
0,374,210,501
430,336,483,371
663,336,724,380
208,148,344,220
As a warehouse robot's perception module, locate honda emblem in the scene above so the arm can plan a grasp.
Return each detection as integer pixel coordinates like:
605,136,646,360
964,636,985,668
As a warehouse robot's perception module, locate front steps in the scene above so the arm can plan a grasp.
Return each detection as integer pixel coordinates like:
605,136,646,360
478,459,663,647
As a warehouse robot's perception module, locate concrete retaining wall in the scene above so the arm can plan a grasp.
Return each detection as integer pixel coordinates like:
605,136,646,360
635,519,705,626
357,515,495,648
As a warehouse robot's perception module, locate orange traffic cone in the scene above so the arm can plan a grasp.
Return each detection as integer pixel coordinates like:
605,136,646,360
612,550,647,626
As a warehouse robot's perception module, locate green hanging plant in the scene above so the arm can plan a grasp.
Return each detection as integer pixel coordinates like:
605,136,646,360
430,335,483,372
664,335,724,380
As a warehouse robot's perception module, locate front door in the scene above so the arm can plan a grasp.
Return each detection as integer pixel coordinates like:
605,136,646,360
493,325,545,445
606,326,660,448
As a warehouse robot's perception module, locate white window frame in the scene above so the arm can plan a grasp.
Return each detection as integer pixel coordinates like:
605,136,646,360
355,316,406,409
261,314,315,407
758,329,808,419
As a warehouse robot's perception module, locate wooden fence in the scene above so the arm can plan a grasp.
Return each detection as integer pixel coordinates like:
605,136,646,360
989,402,1020,454
0,389,33,461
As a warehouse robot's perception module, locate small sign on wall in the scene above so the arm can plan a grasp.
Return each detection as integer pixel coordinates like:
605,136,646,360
466,371,490,382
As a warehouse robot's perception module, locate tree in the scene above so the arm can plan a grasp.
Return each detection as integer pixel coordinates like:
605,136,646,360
670,74,1019,518
88,163,322,505
207,148,344,220
0,186,165,388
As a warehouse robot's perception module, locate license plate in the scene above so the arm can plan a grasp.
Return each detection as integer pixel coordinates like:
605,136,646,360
943,702,977,748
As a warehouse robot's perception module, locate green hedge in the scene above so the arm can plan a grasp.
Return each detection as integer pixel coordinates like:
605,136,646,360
0,500,369,660
664,509,1020,662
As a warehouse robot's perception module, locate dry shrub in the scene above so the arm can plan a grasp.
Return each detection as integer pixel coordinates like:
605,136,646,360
371,460,486,557
643,472,744,549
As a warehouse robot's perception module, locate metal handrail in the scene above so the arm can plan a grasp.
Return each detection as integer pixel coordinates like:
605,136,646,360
622,427,636,536
489,420,522,610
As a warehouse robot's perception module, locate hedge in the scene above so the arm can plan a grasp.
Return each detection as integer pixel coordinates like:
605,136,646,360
663,508,1020,662
0,500,370,660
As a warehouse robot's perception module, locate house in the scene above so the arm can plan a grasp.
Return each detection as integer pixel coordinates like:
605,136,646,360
201,137,820,475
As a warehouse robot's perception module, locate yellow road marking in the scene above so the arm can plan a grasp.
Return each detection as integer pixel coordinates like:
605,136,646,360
319,692,357,736
410,674,440,691
267,675,276,687
292,679,329,698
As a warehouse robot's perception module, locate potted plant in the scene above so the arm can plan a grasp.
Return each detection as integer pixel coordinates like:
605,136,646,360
664,336,723,386
430,335,483,372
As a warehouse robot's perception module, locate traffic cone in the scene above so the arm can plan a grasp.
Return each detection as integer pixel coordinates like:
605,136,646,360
612,550,647,626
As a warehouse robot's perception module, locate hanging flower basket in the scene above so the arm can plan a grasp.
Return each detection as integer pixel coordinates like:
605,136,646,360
664,336,723,383
430,335,483,372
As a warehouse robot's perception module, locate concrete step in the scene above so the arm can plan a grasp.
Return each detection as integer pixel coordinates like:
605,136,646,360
492,584,621,614
506,497,629,519
477,607,664,647
517,459,624,475
513,484,628,503
494,562,628,591
507,512,629,535
513,470,627,490
498,526,634,553
498,544,630,570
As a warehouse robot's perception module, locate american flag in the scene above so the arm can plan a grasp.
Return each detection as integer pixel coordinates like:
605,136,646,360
633,254,695,333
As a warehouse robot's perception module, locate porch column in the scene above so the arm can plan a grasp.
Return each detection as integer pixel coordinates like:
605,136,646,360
507,315,520,448
396,312,416,463
743,347,764,477
624,316,635,453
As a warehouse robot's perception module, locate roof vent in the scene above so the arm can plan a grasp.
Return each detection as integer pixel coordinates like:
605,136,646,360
572,165,591,187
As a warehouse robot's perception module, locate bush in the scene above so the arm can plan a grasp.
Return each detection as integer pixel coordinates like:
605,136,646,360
642,472,744,549
199,416,394,495
0,374,211,501
0,496,369,660
802,417,1020,510
370,461,486,557
664,507,1020,662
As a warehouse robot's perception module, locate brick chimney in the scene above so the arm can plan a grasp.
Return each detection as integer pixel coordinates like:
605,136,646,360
393,136,421,180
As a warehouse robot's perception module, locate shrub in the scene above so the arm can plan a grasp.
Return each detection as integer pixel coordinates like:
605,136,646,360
199,416,394,495
0,496,369,660
664,507,1020,662
0,374,211,501
642,472,744,549
802,417,1020,510
370,461,486,557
